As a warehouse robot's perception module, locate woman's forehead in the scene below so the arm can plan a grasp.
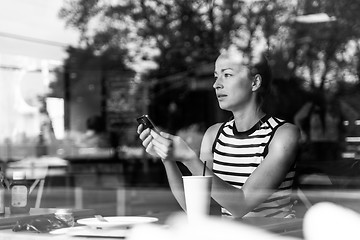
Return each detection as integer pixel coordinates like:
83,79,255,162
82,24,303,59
215,52,249,71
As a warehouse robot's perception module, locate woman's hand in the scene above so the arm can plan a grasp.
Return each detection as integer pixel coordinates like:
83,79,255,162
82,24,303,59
137,124,197,162
151,131,198,162
137,124,159,158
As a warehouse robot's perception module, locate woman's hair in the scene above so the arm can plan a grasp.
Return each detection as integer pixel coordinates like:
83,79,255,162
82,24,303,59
248,52,272,110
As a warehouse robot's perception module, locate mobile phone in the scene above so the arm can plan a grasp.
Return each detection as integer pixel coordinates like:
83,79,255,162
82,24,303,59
136,115,157,131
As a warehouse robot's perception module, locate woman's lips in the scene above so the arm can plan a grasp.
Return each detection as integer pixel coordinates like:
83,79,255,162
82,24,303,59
217,94,227,100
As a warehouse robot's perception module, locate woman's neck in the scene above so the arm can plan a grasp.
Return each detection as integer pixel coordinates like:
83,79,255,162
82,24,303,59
232,107,265,132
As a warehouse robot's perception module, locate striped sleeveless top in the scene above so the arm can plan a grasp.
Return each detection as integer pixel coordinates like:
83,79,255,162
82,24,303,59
212,115,296,218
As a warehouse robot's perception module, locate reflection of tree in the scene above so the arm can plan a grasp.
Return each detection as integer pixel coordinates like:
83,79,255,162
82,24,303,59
48,47,129,98
107,89,133,112
57,0,360,129
289,0,360,94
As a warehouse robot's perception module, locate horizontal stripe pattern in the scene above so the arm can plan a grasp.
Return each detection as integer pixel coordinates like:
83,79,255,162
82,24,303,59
213,117,296,218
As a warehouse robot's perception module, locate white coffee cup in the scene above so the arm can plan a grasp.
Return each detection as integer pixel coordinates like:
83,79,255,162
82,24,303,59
182,175,212,223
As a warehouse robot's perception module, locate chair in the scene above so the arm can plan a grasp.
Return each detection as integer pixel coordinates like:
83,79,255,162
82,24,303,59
6,156,68,208
28,166,48,208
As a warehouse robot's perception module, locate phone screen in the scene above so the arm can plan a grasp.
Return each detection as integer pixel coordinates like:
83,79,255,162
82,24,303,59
136,115,155,130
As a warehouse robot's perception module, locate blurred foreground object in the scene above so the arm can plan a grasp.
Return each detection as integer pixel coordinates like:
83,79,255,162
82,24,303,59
303,202,360,240
128,213,299,240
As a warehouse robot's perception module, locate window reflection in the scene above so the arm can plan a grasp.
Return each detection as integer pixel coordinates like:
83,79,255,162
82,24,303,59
1,1,360,239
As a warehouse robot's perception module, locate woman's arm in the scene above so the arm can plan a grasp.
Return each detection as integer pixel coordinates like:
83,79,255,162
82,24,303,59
140,122,300,217
162,160,187,211
183,123,300,217
237,123,300,215
160,124,222,214
139,123,220,212
137,125,186,210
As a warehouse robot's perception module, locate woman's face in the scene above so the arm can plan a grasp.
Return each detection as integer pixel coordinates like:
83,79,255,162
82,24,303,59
213,52,254,112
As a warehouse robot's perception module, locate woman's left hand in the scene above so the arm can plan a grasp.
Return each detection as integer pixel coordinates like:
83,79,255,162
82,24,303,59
150,131,197,162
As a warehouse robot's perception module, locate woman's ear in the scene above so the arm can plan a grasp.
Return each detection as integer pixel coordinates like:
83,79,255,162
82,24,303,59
252,74,262,91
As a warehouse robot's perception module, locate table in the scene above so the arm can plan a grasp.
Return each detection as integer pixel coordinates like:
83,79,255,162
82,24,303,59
0,207,95,239
0,210,304,240
0,207,94,229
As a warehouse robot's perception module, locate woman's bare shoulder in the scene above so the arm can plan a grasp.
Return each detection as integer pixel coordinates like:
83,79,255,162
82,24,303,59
278,122,300,135
200,122,224,148
200,123,224,163
273,122,301,146
204,122,223,138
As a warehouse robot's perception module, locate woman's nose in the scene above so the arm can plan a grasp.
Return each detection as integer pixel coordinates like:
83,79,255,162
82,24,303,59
213,76,223,89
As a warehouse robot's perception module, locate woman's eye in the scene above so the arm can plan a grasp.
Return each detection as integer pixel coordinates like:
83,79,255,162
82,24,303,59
224,73,232,78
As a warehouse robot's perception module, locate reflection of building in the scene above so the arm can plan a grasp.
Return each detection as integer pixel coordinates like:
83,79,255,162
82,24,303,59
63,68,104,134
0,54,65,161
0,54,62,143
62,59,144,146
0,0,80,159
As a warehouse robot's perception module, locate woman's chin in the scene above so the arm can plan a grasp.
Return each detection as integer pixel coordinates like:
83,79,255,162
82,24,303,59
218,104,231,111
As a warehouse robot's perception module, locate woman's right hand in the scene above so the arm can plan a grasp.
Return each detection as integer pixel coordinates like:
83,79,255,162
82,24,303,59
137,124,176,160
137,124,159,158
137,124,197,162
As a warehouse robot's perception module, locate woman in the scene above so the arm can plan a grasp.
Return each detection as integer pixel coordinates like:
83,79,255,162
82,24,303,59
137,45,300,218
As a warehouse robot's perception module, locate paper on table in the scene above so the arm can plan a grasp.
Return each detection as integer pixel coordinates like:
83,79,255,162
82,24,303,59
50,226,128,238
76,216,159,229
